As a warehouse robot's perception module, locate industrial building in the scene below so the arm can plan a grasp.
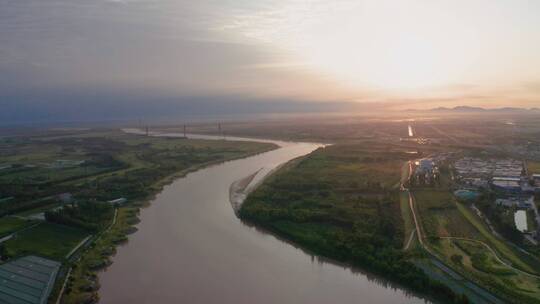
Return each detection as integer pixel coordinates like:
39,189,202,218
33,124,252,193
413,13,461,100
491,177,522,193
416,159,435,173
492,180,522,193
454,158,523,180
454,157,526,194
533,174,540,187
413,158,439,185
495,196,534,208
0,255,61,304
461,177,489,189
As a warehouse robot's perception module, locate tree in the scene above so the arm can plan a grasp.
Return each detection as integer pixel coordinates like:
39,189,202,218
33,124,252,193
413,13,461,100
451,254,463,265
0,243,5,260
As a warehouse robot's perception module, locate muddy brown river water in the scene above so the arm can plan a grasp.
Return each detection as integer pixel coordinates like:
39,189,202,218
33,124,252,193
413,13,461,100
98,133,428,304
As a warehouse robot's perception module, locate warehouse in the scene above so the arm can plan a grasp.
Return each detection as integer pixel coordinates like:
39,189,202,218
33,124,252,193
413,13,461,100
0,255,61,304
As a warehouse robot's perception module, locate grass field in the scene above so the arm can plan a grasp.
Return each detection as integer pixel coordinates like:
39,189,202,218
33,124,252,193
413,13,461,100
1,130,275,188
455,202,539,274
0,139,116,185
0,217,35,237
10,129,278,304
412,187,540,303
0,165,109,185
4,222,89,260
0,129,277,215
14,202,61,217
60,207,135,303
432,238,540,303
413,190,480,239
527,161,540,175
400,191,417,249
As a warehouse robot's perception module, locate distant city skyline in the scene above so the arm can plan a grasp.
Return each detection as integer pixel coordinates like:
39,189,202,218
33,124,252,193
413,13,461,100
1,0,539,123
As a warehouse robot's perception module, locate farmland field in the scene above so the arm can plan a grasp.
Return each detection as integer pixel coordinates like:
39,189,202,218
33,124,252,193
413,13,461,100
431,237,540,303
412,188,540,303
0,217,35,237
0,128,279,303
0,129,277,214
527,161,540,174
413,190,480,238
4,222,89,260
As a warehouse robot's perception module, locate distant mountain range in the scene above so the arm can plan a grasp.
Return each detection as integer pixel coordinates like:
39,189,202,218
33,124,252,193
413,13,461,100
406,106,540,113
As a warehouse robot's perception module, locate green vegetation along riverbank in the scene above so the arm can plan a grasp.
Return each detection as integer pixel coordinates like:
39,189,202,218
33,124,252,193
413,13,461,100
0,128,277,303
240,142,469,304
404,153,540,303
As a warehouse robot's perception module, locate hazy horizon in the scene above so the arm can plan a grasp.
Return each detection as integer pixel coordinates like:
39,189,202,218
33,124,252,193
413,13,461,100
2,0,540,123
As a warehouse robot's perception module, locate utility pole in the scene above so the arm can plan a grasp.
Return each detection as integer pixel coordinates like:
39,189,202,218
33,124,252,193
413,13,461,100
183,124,187,138
218,123,224,139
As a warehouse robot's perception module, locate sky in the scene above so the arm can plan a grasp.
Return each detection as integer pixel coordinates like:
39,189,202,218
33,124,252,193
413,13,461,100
1,0,540,123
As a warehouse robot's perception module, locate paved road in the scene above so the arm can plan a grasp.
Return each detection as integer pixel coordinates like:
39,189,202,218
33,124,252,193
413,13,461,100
438,236,540,279
404,229,416,251
400,160,503,304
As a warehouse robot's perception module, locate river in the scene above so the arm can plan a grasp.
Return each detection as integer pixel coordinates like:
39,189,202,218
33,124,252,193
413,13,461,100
98,132,428,304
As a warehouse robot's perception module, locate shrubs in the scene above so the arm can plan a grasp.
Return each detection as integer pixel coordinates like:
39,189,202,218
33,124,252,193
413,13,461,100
45,201,114,232
451,254,463,265
241,144,469,303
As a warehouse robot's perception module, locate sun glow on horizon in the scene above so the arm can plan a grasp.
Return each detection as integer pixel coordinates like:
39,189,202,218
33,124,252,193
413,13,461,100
307,34,460,90
225,0,539,96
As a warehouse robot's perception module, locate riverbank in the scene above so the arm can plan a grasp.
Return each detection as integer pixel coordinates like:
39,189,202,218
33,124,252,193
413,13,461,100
53,133,278,304
229,160,293,214
97,137,429,304
230,169,261,214
240,143,470,304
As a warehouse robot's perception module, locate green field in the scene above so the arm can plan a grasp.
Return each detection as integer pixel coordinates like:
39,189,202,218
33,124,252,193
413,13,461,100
242,143,407,238
455,202,538,273
400,191,417,249
60,207,133,303
432,237,540,303
0,128,278,304
0,217,35,237
412,187,540,303
0,129,277,215
414,190,481,238
4,222,89,260
3,120,540,304
241,143,469,304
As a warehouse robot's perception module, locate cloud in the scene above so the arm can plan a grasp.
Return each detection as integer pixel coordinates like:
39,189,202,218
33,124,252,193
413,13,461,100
1,0,539,124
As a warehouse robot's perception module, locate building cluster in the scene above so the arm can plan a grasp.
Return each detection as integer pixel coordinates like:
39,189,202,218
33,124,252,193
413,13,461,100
453,157,524,191
497,143,540,161
413,158,439,185
453,157,540,242
495,196,534,208
533,174,540,187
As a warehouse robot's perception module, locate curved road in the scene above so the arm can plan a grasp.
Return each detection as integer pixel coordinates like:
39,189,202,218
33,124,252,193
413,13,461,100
437,236,540,279
400,161,503,304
